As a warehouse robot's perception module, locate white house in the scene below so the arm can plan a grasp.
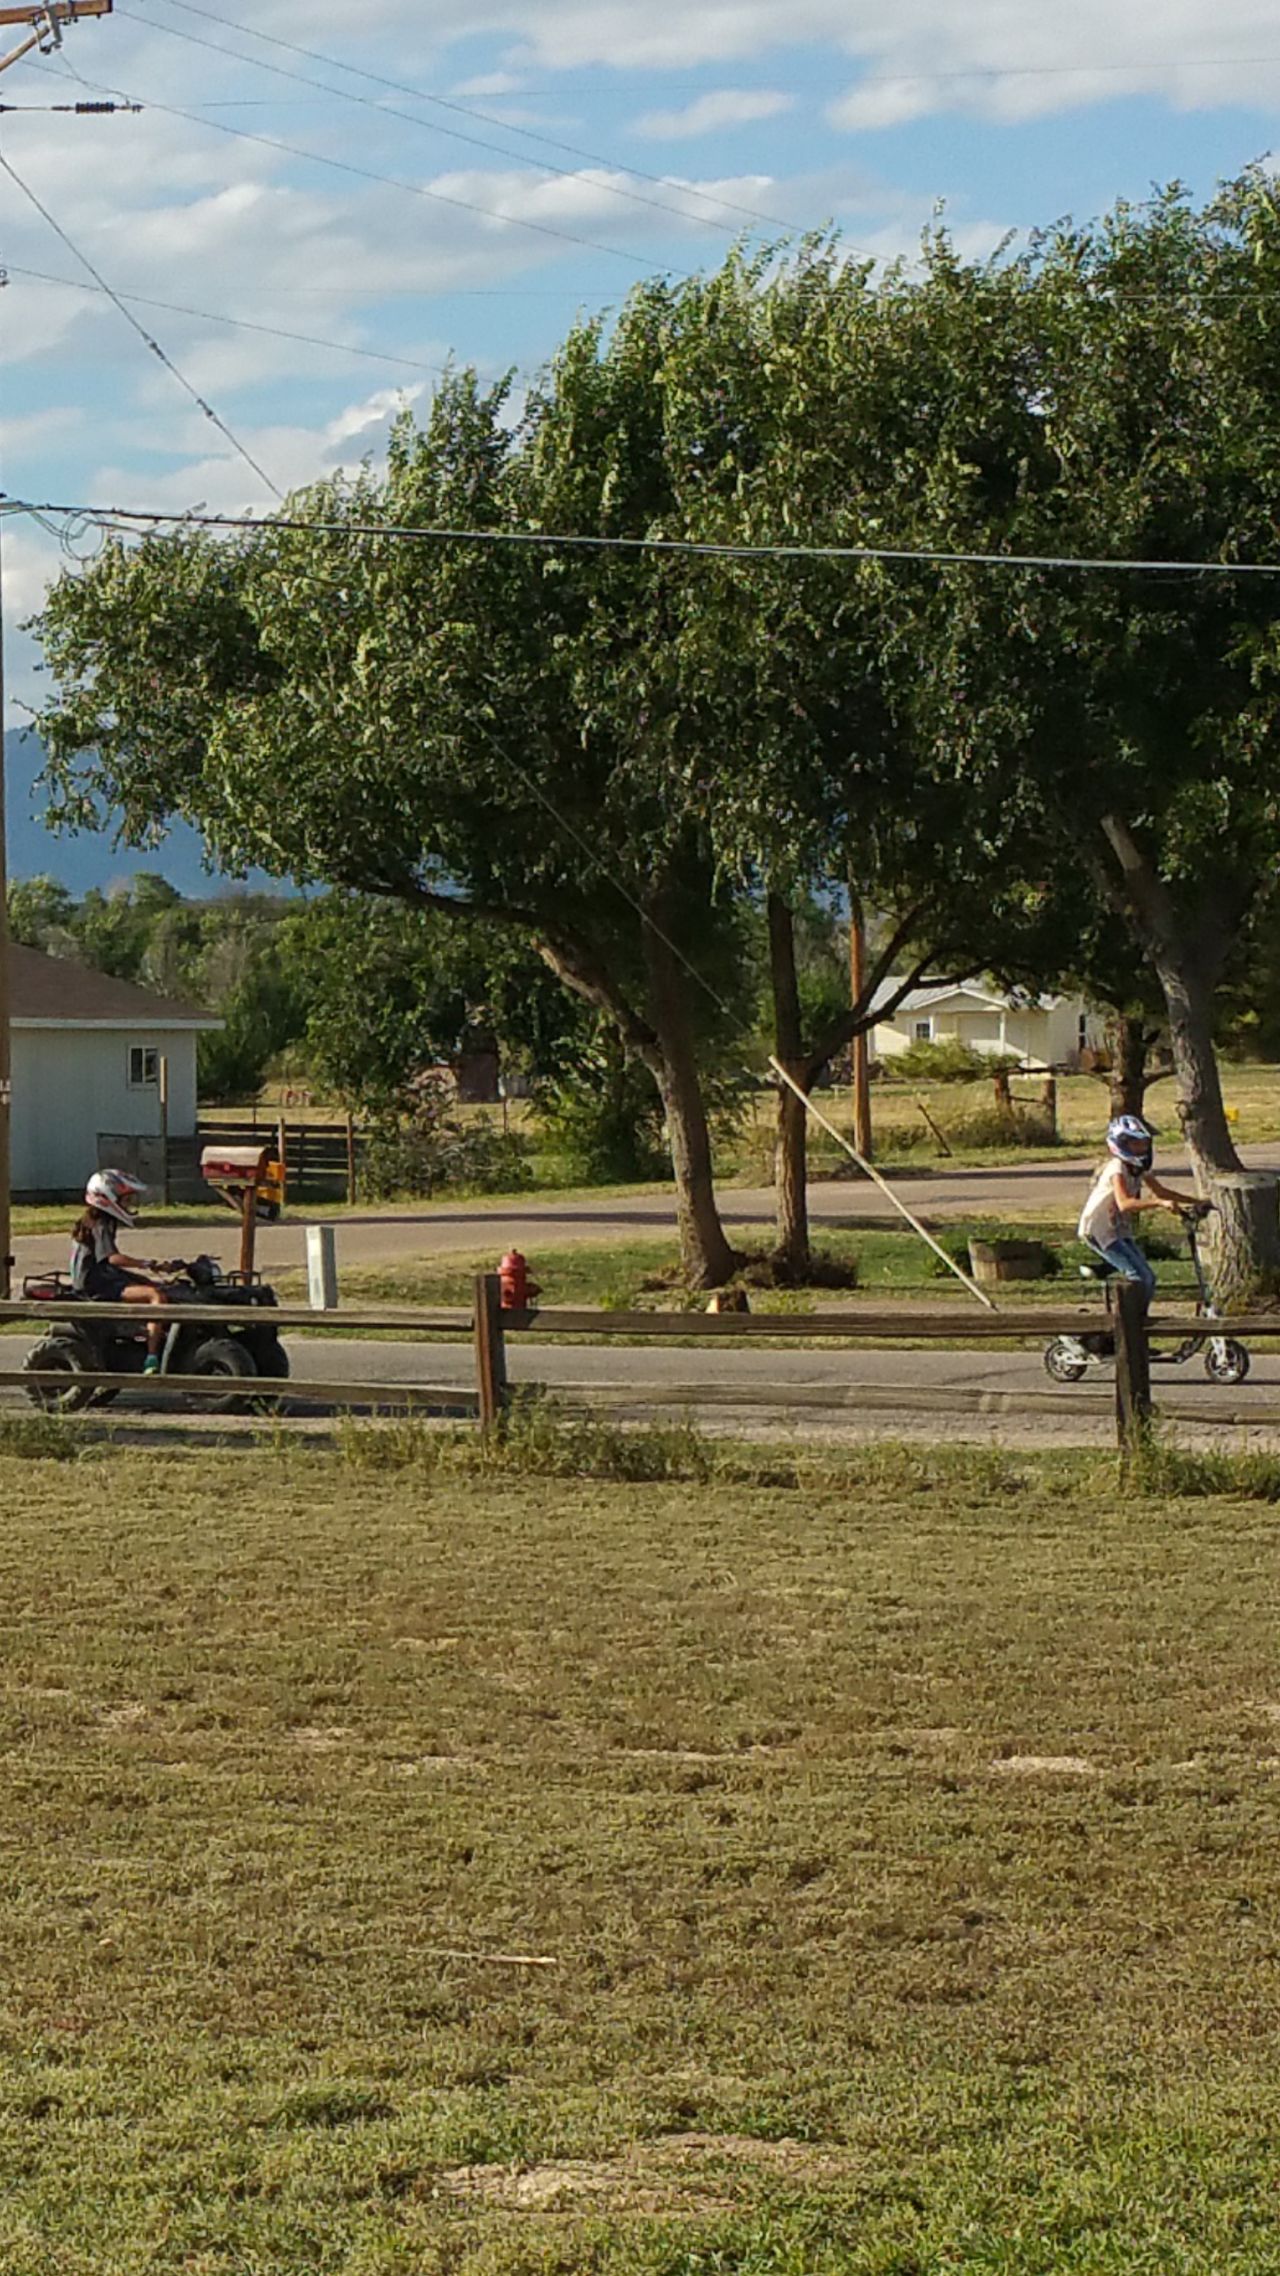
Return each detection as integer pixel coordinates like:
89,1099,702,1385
10,946,221,1196
871,980,1104,1072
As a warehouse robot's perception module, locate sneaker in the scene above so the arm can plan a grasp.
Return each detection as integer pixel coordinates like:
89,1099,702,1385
142,1355,161,1377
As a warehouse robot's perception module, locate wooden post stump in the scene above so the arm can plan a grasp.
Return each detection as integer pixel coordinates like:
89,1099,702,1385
1113,1278,1151,1458
473,1271,508,1432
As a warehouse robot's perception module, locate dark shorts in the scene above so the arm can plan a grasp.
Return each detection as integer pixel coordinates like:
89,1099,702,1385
83,1261,132,1301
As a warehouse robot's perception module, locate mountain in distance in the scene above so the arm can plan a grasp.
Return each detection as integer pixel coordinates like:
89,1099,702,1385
4,729,291,897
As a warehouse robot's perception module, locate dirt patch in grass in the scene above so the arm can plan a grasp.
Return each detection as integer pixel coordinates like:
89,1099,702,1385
442,2131,849,2214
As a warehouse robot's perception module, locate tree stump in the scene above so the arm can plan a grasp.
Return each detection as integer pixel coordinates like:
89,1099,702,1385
1202,1173,1280,1312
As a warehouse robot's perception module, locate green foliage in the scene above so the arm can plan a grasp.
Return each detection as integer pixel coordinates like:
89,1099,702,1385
535,1030,671,1183
361,1080,533,1200
883,1037,992,1083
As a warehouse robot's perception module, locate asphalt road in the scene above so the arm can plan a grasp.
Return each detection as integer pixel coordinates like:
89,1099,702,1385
5,1327,1277,1445
15,1145,1279,1281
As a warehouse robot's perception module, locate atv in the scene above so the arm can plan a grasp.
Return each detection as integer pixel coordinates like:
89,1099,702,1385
20,1254,290,1413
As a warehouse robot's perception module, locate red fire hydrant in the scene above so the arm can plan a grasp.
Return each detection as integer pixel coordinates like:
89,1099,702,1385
499,1248,540,1310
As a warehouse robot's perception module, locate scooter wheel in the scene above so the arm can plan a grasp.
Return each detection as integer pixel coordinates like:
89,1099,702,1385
1204,1339,1250,1386
1044,1339,1088,1384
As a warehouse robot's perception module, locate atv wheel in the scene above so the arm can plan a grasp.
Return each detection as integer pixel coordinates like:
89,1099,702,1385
1043,1338,1088,1385
189,1335,259,1413
1204,1339,1250,1386
23,1334,97,1413
254,1337,290,1380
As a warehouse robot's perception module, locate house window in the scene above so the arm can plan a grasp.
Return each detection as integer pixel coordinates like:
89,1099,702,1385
128,1045,159,1089
914,1019,933,1042
1078,1013,1089,1049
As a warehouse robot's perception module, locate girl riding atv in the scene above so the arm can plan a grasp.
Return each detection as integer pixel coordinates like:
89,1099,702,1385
71,1170,176,1376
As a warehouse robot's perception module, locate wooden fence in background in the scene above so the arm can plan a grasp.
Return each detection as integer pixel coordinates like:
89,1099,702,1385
189,1116,365,1204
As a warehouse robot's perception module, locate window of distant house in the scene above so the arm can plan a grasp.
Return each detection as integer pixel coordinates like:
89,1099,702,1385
1078,1013,1089,1049
914,1020,933,1042
128,1045,159,1088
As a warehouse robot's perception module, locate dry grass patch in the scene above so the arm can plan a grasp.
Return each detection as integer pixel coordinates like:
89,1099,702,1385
0,1439,1277,2269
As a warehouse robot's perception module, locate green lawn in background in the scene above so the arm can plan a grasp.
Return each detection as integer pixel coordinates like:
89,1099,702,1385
1,1438,1279,2271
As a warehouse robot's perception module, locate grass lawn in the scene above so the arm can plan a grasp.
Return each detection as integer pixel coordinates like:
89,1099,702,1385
1,1434,1279,2270
265,1225,1203,1314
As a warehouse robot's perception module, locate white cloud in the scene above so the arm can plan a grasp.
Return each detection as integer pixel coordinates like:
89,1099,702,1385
633,88,795,140
452,71,529,96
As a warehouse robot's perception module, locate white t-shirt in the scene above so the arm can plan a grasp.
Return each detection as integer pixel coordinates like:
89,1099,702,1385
1078,1159,1140,1248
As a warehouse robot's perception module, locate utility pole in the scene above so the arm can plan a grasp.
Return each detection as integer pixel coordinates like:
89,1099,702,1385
849,885,873,1162
0,0,117,1295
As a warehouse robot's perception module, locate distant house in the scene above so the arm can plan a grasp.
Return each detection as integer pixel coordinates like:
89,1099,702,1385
871,981,1104,1072
10,947,221,1196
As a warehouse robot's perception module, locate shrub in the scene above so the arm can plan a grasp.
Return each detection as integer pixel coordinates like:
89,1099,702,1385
884,1037,992,1083
362,1079,533,1199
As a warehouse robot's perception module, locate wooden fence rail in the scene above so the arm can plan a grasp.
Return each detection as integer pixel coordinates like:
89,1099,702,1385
0,1278,1271,1453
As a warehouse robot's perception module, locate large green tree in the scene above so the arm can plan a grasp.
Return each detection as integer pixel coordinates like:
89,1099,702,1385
33,369,752,1284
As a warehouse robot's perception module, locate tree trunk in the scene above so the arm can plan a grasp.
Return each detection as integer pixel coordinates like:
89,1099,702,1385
767,893,810,1276
1151,954,1280,1302
1151,949,1242,1180
1106,1013,1152,1120
643,918,737,1290
1094,814,1274,1299
1201,1173,1280,1313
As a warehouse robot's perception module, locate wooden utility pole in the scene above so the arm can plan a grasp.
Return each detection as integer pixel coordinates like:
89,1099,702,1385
0,0,118,1296
849,888,873,1161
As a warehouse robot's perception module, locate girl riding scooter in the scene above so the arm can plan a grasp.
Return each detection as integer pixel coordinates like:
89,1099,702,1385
1077,1114,1200,1304
71,1170,175,1377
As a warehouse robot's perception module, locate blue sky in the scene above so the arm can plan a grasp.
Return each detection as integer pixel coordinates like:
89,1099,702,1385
1,0,1278,719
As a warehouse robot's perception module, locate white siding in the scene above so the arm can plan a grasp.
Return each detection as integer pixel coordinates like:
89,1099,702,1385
11,1027,200,1194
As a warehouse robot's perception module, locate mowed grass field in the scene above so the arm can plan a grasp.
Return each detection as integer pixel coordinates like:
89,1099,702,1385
2,1437,1280,2272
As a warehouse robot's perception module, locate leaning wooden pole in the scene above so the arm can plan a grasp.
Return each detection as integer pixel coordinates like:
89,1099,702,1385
769,1056,996,1310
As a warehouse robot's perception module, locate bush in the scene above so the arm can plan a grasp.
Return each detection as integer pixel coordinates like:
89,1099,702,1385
884,1037,993,1083
535,1043,669,1183
935,1106,1060,1149
361,1076,533,1199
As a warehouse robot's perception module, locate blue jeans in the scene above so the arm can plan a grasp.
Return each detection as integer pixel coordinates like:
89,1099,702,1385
1087,1236,1156,1308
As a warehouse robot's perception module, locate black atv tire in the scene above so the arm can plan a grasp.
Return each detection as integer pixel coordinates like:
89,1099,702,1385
254,1336,290,1380
23,1334,98,1413
189,1335,260,1413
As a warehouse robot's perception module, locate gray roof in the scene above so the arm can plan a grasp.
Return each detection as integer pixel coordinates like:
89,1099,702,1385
869,978,1065,1018
10,944,220,1029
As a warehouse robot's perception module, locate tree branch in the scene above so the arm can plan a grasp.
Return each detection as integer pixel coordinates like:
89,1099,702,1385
353,868,663,1068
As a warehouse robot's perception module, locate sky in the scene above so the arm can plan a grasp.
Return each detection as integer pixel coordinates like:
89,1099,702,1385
0,0,1278,727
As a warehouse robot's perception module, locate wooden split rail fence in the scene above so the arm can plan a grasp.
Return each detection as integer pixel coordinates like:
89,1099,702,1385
0,1276,1272,1452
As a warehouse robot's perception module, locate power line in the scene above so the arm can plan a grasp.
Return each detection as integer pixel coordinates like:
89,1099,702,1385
0,151,281,495
4,261,457,377
37,62,685,281
6,495,1280,577
118,1,790,247
127,0,803,239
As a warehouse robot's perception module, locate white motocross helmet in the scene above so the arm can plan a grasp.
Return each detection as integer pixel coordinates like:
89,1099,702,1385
85,1168,147,1228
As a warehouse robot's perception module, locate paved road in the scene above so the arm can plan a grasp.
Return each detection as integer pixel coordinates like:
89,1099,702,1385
14,1145,1278,1281
7,1331,1277,1446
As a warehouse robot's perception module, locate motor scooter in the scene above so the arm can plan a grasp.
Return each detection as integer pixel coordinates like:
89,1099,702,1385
1043,1203,1249,1387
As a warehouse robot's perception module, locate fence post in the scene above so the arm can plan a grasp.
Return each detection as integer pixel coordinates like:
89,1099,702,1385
1113,1279,1151,1457
473,1271,508,1431
346,1113,357,1206
158,1054,170,1207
